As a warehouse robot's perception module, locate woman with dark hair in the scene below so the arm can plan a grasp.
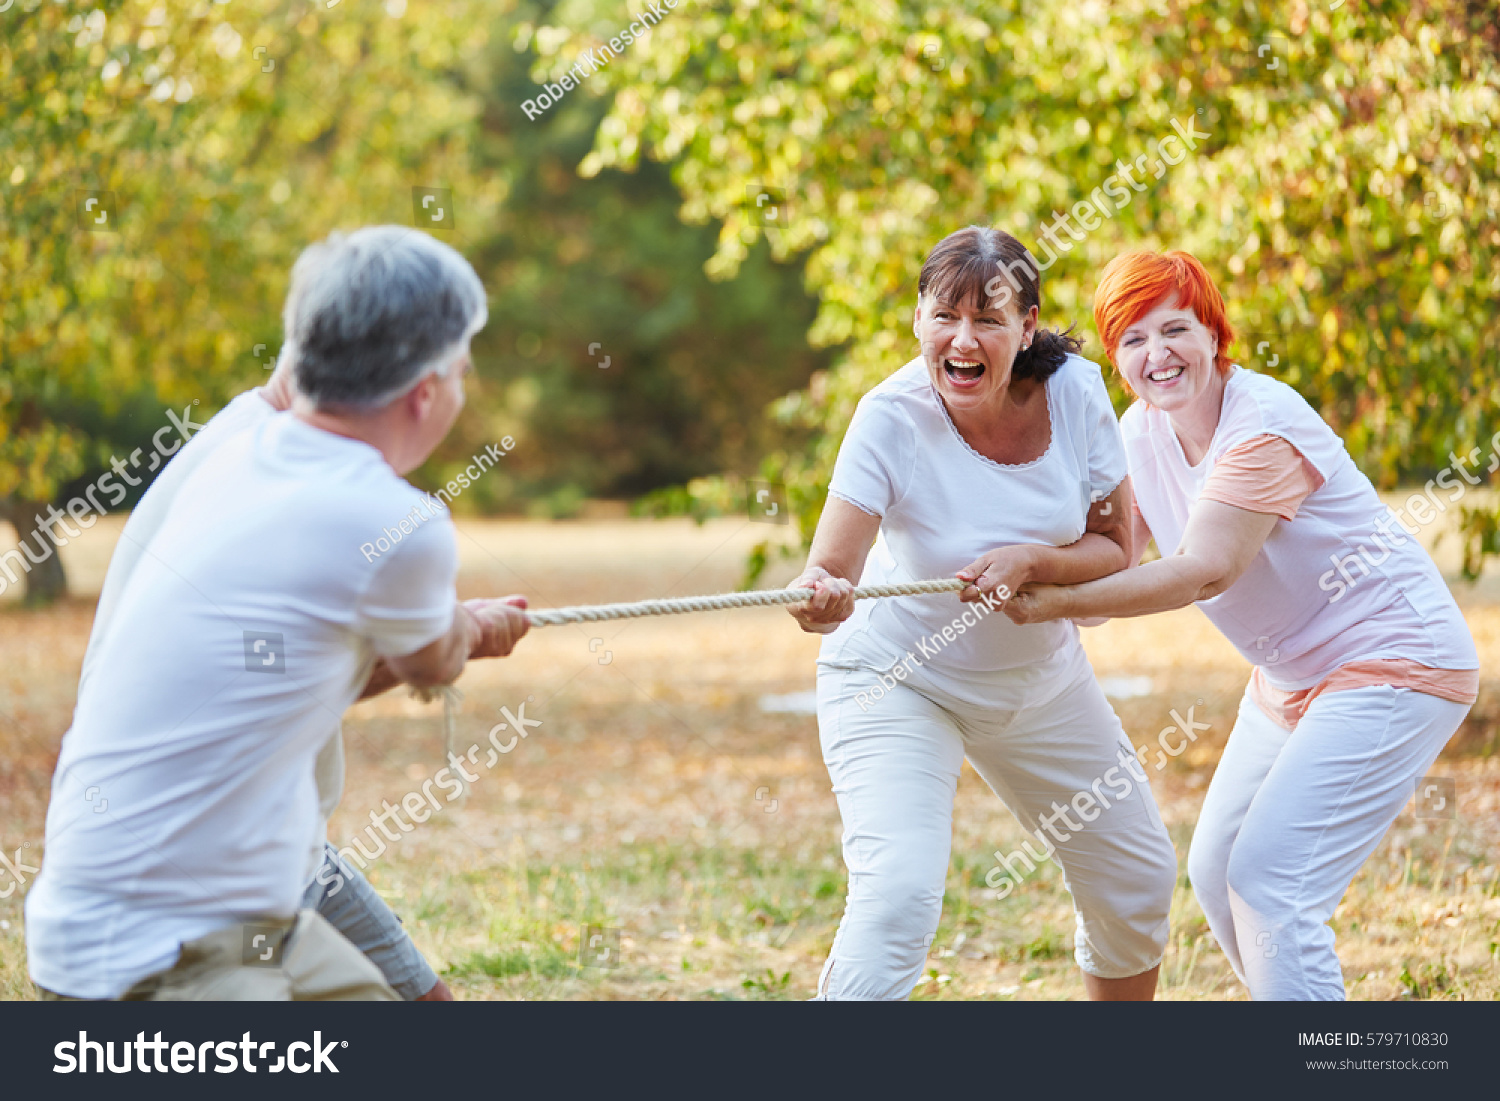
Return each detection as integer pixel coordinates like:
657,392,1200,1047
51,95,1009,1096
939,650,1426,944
788,226,1177,1001
1004,249,1478,1000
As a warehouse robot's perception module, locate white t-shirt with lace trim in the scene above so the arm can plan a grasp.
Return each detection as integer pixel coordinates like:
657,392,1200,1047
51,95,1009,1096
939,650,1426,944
819,353,1126,683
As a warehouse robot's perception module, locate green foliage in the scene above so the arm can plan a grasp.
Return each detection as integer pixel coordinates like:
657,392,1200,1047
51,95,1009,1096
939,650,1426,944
1456,501,1500,581
1002,930,1069,963
2,0,495,494
9,0,1500,596
1397,960,1460,999
2,0,497,598
450,17,836,509
740,967,792,995
452,942,575,979
2,0,833,597
583,0,1500,559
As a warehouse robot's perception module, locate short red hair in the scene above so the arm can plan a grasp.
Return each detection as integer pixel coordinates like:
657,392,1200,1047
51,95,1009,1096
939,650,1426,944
1092,250,1235,387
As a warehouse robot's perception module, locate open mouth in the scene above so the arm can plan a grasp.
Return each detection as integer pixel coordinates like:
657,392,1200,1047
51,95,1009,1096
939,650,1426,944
944,358,986,384
1147,365,1185,383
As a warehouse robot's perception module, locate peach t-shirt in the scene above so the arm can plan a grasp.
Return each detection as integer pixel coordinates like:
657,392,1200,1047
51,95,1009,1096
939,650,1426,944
1121,367,1478,731
1204,435,1478,729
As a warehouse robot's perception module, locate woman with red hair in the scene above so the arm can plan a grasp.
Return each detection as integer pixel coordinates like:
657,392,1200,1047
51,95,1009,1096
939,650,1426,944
1005,249,1479,1000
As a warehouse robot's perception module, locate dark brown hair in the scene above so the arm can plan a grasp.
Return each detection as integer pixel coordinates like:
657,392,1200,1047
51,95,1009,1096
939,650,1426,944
916,226,1081,381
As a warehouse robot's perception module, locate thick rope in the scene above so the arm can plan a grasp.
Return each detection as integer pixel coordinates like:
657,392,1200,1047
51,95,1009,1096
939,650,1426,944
523,577,968,627
408,684,467,799
409,578,968,772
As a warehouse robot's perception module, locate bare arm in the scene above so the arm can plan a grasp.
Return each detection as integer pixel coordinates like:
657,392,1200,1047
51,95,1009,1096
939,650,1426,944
955,478,1135,603
385,607,483,688
384,596,531,688
1130,504,1153,566
356,659,401,700
786,496,883,634
1004,500,1279,624
1067,491,1155,627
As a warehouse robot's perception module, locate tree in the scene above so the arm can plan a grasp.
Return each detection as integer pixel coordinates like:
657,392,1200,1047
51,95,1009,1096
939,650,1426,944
578,0,1500,575
2,0,496,601
3,0,834,599
443,6,835,516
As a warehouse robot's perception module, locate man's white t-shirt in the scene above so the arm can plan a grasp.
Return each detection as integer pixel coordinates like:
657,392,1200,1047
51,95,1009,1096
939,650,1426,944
26,413,457,998
78,389,349,882
819,354,1126,696
80,391,272,693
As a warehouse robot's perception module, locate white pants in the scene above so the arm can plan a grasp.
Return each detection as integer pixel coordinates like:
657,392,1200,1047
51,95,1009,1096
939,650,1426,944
814,644,1176,1000
1187,684,1470,1000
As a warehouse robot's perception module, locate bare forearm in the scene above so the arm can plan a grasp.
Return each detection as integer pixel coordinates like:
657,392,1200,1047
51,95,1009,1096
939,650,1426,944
357,659,401,700
1048,554,1219,620
388,605,479,688
806,550,860,584
802,499,879,585
804,528,870,584
427,612,478,684
1022,533,1130,587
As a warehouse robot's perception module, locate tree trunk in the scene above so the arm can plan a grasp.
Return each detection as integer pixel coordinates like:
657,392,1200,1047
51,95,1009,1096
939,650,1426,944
0,496,69,605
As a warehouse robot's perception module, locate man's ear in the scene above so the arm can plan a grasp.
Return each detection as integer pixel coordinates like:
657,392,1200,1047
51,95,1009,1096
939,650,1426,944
913,301,923,342
405,373,438,420
262,365,295,413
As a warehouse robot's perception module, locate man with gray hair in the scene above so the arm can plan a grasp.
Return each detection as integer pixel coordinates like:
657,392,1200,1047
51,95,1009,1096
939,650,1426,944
27,227,528,1000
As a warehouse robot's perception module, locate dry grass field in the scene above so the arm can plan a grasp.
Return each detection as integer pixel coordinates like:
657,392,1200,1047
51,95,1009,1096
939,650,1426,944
2,514,1498,1000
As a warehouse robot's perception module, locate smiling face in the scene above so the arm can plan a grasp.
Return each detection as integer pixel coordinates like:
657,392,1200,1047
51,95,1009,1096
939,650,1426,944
915,291,1038,414
1114,294,1222,412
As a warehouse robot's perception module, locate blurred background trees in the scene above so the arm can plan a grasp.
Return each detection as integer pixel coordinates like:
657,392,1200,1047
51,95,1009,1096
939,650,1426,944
4,0,1497,601
587,0,1500,574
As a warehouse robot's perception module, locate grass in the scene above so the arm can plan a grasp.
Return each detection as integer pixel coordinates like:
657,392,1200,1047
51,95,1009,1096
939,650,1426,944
2,516,1499,1000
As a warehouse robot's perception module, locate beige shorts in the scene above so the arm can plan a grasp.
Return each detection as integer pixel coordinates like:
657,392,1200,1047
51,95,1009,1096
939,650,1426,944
37,909,398,1001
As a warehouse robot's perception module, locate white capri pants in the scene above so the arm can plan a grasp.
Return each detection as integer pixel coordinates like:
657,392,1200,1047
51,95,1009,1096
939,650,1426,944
814,643,1177,1000
1188,683,1470,1000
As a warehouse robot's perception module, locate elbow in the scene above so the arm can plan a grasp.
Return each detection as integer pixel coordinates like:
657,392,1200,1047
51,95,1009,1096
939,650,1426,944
1090,522,1131,569
392,652,464,690
1171,550,1236,602
401,670,453,691
1193,571,1236,602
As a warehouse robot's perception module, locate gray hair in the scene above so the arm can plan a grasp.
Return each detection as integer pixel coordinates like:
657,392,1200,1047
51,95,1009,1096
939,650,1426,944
282,226,488,410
